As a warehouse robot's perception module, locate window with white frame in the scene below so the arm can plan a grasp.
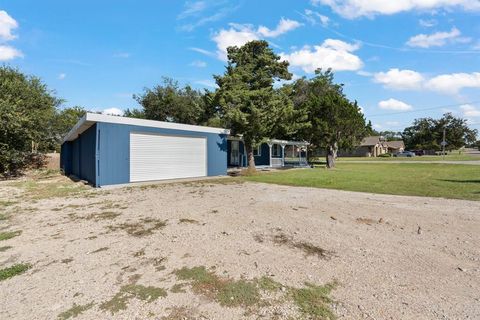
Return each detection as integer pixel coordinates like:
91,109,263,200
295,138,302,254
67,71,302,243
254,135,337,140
253,145,261,156
272,144,282,157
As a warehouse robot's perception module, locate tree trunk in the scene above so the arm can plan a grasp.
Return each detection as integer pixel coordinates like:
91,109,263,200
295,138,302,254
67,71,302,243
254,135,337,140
245,142,256,171
326,145,335,169
332,141,338,159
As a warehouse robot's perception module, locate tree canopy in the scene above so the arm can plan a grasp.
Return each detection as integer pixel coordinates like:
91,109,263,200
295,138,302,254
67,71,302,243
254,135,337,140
0,66,62,176
290,69,368,167
213,40,296,169
402,113,477,151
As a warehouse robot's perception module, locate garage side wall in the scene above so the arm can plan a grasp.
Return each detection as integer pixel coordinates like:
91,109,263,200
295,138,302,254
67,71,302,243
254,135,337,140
60,124,97,186
96,122,227,186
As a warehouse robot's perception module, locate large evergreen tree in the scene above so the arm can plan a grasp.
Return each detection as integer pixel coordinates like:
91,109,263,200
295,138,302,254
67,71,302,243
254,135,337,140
292,69,368,168
213,40,294,169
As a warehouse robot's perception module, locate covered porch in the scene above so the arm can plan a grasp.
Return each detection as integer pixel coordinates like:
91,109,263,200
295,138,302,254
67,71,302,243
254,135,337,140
227,137,309,168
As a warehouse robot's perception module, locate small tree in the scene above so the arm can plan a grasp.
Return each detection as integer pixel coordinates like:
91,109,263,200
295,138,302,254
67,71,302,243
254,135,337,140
132,77,207,125
213,40,293,169
0,66,61,177
293,69,368,168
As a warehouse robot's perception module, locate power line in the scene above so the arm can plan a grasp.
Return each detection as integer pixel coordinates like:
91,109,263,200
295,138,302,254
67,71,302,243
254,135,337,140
297,11,480,55
367,100,480,118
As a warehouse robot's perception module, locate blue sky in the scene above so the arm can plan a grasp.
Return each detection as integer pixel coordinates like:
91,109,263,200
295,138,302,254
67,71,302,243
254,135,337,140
1,0,480,132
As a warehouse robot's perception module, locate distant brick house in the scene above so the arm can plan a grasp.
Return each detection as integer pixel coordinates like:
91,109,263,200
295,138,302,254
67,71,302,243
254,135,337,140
338,136,405,157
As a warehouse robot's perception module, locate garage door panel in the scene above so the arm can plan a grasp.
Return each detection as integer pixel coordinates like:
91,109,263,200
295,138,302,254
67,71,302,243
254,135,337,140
130,133,207,182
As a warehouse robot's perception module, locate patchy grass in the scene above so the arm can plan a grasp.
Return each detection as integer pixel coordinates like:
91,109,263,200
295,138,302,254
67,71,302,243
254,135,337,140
8,175,88,200
178,218,199,224
0,263,31,281
57,302,94,320
170,283,187,293
0,200,17,208
61,258,74,264
0,246,12,252
243,163,480,201
291,282,337,320
0,213,8,220
108,218,166,237
100,284,167,314
338,153,479,162
356,217,384,225
174,266,260,307
257,276,283,292
174,266,337,317
271,233,333,259
0,230,22,241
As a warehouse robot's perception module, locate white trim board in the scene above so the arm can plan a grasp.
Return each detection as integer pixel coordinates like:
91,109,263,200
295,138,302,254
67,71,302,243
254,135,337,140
63,112,230,142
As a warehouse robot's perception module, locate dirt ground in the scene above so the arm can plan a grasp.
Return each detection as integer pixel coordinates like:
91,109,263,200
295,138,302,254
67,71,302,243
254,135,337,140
0,174,479,319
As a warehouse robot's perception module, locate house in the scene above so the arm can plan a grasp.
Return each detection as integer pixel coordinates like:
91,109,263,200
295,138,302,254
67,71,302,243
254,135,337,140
337,136,388,157
385,140,405,153
61,113,309,187
227,137,309,168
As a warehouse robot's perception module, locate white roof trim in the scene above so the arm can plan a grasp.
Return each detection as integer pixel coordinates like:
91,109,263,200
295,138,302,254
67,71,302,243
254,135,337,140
63,113,230,142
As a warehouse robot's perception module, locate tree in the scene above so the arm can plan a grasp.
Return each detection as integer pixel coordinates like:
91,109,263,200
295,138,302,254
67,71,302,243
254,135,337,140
0,66,61,177
292,69,368,168
213,40,293,170
49,106,86,151
132,77,207,125
402,113,477,151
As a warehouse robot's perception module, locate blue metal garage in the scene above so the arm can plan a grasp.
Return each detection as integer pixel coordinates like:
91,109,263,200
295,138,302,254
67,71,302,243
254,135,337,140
61,113,229,187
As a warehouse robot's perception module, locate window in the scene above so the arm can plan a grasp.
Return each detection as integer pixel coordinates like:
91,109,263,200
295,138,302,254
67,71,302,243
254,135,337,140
272,144,282,157
253,145,261,156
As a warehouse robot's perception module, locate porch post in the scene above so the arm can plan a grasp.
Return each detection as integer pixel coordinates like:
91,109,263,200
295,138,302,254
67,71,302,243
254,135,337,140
281,143,286,167
267,142,273,167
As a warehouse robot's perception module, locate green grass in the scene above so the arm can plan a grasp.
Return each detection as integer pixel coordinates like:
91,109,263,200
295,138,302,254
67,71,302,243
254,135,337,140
291,282,337,320
100,284,167,314
57,302,94,320
0,230,22,241
0,263,31,281
337,153,479,161
243,163,480,200
8,177,88,200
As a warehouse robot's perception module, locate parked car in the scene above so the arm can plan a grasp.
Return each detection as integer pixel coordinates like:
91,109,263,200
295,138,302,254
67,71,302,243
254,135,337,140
412,150,424,156
393,151,416,157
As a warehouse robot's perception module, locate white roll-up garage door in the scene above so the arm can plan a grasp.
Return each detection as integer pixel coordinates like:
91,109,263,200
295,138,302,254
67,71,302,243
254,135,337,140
130,133,207,182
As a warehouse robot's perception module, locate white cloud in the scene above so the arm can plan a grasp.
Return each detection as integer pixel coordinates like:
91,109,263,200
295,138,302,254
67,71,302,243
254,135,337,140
190,60,207,67
406,27,470,48
373,68,424,90
425,72,480,94
303,9,330,26
378,98,413,111
0,45,23,61
280,39,363,73
385,121,401,126
257,18,302,38
58,73,66,80
103,108,124,116
212,18,301,60
189,47,217,58
311,0,480,19
113,52,130,58
0,10,18,41
419,19,437,28
460,104,480,117
177,1,207,20
195,79,217,88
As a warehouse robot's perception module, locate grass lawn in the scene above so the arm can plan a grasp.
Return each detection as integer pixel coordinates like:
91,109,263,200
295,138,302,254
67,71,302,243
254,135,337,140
243,163,480,200
337,153,479,161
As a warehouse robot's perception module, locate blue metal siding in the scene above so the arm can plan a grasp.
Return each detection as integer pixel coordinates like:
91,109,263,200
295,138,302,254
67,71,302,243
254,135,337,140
96,122,227,186
60,124,97,186
227,141,269,167
60,142,73,175
254,143,270,166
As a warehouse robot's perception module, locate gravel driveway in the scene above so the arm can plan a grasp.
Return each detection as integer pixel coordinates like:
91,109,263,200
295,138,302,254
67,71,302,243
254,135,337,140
1,175,479,319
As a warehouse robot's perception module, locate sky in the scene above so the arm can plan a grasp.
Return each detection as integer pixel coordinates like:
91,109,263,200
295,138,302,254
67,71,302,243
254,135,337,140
1,0,480,132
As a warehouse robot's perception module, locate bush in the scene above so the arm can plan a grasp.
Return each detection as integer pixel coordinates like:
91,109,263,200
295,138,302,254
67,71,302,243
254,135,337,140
378,153,392,158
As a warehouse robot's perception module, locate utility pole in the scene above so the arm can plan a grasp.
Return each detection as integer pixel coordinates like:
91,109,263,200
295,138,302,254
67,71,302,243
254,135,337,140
442,127,446,160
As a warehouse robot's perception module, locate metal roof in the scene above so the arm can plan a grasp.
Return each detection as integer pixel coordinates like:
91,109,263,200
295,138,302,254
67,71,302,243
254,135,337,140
63,113,231,142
